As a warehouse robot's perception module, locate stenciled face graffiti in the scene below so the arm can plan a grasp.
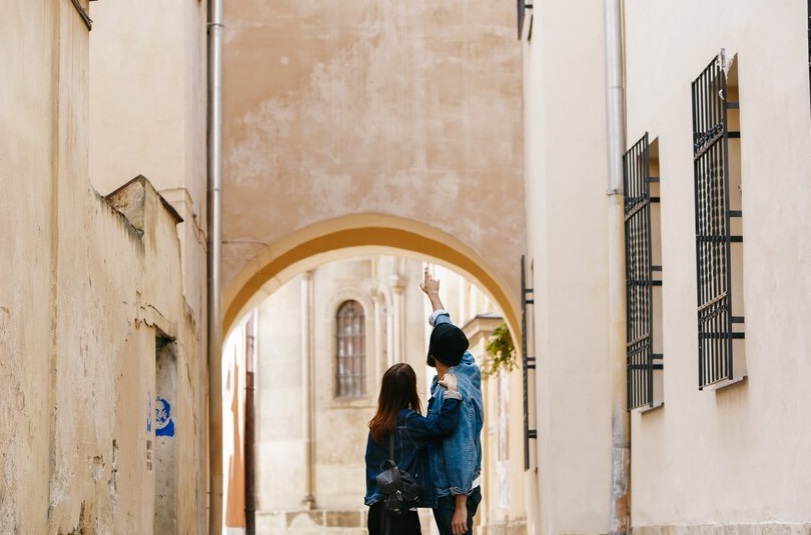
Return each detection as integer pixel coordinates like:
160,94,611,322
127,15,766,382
155,397,175,437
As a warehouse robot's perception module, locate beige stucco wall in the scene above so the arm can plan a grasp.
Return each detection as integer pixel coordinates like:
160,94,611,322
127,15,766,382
522,1,613,534
220,0,526,336
522,0,811,533
88,4,210,527
0,3,204,533
88,0,208,326
624,0,811,528
0,3,61,533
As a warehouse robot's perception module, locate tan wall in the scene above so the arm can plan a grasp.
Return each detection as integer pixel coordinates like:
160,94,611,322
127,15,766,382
522,1,613,534
89,0,208,326
88,3,210,528
0,2,61,533
624,0,811,528
220,0,526,335
0,3,204,533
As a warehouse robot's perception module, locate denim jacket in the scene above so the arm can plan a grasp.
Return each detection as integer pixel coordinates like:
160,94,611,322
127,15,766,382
364,394,461,508
427,311,484,496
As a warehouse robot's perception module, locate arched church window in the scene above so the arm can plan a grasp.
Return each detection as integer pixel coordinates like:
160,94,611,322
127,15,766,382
335,300,366,397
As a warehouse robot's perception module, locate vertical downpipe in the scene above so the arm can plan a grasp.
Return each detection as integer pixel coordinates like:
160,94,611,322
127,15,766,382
604,0,630,534
301,272,316,508
245,313,257,534
207,0,224,531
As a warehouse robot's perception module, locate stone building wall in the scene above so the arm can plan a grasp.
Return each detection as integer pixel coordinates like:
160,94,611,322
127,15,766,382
0,3,205,533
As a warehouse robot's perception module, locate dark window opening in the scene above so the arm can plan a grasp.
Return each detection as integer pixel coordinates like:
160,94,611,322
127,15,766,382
335,300,366,398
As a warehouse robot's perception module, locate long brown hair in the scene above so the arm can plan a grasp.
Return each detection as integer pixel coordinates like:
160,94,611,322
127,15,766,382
368,363,422,443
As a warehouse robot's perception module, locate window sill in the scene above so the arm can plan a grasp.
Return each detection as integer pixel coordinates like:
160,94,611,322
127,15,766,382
701,375,747,392
631,401,664,415
329,396,375,410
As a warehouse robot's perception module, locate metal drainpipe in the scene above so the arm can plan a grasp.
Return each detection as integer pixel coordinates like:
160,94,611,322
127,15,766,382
604,0,630,534
301,272,316,509
207,0,224,531
245,312,257,534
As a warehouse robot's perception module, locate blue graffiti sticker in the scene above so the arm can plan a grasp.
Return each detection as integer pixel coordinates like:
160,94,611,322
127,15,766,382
155,397,175,437
147,392,152,433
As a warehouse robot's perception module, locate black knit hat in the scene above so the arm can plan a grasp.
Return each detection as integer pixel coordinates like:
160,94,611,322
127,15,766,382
427,323,469,368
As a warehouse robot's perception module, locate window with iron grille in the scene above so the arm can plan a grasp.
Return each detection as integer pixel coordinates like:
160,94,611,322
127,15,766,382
516,0,533,40
520,255,537,469
624,133,664,410
335,300,366,397
691,50,746,389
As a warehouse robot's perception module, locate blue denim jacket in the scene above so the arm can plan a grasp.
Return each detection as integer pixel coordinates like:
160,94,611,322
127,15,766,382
364,395,461,508
427,312,484,496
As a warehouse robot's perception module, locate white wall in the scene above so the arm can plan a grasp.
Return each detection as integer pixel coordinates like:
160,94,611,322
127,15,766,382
522,2,614,534
625,0,811,528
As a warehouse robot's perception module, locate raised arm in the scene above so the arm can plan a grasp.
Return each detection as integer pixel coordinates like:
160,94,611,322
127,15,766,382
420,267,445,313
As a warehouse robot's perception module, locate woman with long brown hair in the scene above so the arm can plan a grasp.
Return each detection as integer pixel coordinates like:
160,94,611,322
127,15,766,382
364,362,462,535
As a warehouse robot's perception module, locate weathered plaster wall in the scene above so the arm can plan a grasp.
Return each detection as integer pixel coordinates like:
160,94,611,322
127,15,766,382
88,0,208,330
0,3,204,534
88,2,210,527
221,0,525,333
0,2,59,533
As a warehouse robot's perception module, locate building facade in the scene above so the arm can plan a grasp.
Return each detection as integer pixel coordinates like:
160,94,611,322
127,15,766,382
1,2,208,533
521,1,811,533
5,1,810,534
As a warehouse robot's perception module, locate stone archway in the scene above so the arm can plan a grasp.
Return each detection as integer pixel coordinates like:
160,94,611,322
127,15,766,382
214,213,524,532
218,2,526,527
223,214,521,337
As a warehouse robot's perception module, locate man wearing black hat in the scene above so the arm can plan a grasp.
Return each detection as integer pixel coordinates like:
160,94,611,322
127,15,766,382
421,268,483,535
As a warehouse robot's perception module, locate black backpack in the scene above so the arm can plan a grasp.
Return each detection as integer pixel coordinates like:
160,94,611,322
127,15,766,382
375,433,422,516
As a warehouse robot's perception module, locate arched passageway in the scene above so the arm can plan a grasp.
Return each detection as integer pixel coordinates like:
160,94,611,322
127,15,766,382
216,3,527,530
221,247,527,534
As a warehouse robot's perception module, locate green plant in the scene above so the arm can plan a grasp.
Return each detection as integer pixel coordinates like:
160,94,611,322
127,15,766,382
482,322,517,377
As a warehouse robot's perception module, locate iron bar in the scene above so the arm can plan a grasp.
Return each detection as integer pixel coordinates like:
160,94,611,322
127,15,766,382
520,255,537,470
69,0,93,30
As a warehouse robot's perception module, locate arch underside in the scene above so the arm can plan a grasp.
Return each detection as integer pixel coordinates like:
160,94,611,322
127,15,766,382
223,215,520,340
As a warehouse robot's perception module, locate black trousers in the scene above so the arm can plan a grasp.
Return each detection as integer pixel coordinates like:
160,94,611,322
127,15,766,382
367,501,422,535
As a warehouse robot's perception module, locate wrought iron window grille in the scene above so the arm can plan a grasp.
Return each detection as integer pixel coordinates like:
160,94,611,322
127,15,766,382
520,255,537,469
623,133,664,411
517,0,533,40
691,50,746,390
70,0,93,30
